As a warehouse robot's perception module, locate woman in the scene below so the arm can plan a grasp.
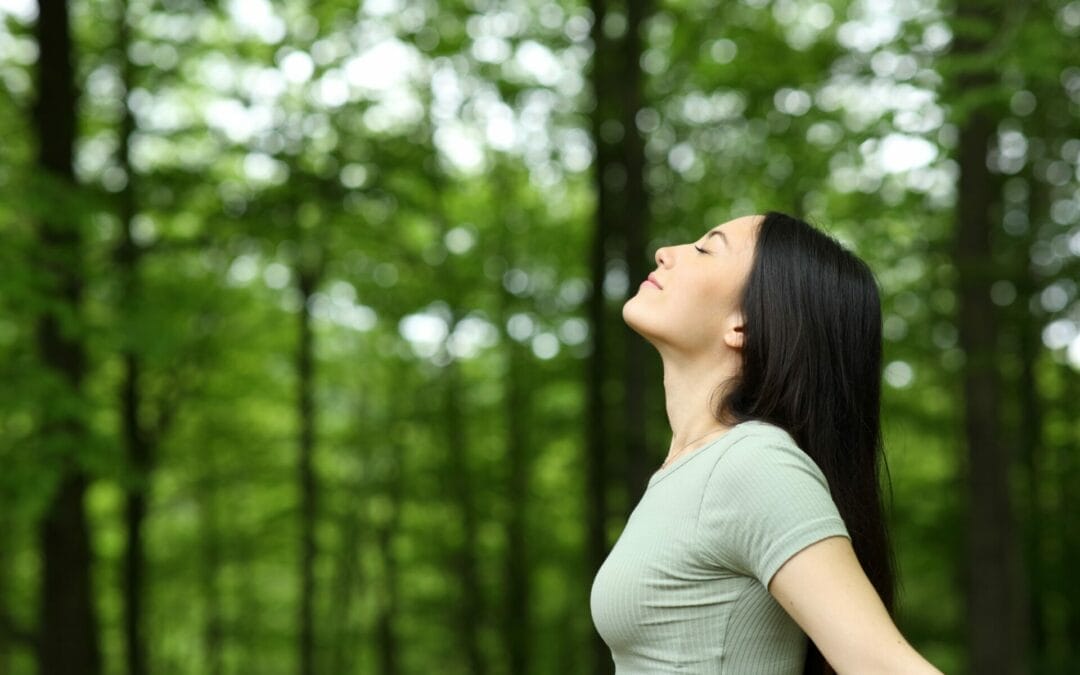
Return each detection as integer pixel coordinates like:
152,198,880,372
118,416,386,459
589,212,943,674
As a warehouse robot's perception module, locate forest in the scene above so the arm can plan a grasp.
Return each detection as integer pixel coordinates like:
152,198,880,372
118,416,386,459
0,0,1078,673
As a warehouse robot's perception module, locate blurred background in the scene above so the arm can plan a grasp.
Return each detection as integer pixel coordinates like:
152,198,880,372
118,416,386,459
0,0,1078,673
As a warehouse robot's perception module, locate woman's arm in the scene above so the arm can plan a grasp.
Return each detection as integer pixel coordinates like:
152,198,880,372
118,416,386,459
768,536,944,675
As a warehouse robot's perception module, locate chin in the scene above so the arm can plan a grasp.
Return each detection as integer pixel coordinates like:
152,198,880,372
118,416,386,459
621,295,642,328
622,298,664,344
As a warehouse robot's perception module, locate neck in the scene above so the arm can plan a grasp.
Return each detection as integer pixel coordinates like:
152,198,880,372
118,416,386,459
658,348,741,462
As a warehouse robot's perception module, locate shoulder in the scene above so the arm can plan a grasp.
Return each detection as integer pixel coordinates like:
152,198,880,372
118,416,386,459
714,420,829,487
734,419,806,452
696,420,849,582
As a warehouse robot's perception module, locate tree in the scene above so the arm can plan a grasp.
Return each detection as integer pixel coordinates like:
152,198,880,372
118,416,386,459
945,0,1021,670
31,0,101,672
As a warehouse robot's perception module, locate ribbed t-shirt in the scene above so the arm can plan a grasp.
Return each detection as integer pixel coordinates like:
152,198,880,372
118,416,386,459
589,419,850,674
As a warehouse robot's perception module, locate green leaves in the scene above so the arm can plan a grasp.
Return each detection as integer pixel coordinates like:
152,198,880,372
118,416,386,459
0,0,1077,672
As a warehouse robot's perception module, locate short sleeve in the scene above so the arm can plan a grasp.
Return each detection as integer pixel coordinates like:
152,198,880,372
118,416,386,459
695,436,850,588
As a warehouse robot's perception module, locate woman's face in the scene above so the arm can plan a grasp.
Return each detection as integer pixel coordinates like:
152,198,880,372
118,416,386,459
623,214,762,357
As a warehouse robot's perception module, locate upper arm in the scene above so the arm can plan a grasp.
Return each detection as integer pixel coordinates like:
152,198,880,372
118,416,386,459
768,536,943,675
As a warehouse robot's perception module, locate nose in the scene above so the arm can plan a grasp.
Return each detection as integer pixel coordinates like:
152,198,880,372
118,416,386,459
654,245,668,267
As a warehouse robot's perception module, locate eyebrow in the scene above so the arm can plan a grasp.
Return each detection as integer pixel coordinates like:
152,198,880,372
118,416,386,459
706,228,728,246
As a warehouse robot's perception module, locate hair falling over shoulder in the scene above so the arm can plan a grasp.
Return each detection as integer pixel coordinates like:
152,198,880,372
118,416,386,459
712,211,896,675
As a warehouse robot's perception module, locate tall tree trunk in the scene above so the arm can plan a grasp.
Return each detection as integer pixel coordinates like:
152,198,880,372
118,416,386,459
33,0,101,673
119,264,149,675
374,416,403,675
949,1,1021,671
1062,361,1080,666
502,301,530,675
1014,291,1041,670
441,329,486,675
327,416,364,675
327,504,361,675
586,1,615,672
585,1,651,664
496,195,531,675
116,3,151,674
297,266,318,675
38,477,100,675
1015,167,1048,670
0,522,9,674
199,457,224,675
619,0,651,509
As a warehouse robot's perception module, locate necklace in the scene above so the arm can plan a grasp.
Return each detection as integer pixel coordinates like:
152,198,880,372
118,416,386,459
659,425,730,471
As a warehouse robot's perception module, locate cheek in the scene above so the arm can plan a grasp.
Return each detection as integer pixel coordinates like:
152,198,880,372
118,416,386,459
708,271,745,310
696,277,732,312
679,286,727,334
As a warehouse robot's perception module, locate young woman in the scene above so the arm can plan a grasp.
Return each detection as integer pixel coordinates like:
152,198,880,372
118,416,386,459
589,212,943,674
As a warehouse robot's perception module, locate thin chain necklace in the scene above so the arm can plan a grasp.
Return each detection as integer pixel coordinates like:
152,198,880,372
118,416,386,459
659,425,730,471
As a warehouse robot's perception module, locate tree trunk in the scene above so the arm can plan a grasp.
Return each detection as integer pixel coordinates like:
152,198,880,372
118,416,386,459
1014,166,1048,671
502,353,530,675
955,99,1020,675
199,466,224,675
39,476,100,675
327,505,360,674
949,1,1021,671
1062,362,1080,666
441,329,486,675
618,0,651,509
297,266,318,675
586,1,616,672
121,332,149,675
33,0,101,672
327,453,362,675
0,522,9,673
585,0,652,663
496,196,531,675
374,420,403,675
116,3,152,673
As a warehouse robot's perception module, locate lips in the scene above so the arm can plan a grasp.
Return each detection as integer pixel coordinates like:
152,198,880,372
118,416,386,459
647,273,663,290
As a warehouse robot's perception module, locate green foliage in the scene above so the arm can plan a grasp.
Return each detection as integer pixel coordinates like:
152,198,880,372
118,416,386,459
0,0,1077,673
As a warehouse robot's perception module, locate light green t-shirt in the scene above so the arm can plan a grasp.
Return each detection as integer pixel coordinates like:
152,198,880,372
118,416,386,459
589,419,850,674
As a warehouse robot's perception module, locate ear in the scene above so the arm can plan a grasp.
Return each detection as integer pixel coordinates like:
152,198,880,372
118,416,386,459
723,313,745,350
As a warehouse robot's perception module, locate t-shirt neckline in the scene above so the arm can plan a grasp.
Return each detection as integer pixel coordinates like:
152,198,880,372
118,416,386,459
647,420,763,490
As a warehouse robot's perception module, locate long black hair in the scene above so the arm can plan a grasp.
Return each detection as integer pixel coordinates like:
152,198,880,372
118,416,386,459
711,211,896,675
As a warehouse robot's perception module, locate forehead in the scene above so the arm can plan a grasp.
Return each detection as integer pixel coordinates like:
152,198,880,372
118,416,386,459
703,214,762,243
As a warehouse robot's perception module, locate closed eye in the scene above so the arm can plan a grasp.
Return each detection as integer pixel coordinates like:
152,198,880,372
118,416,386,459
694,245,707,254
